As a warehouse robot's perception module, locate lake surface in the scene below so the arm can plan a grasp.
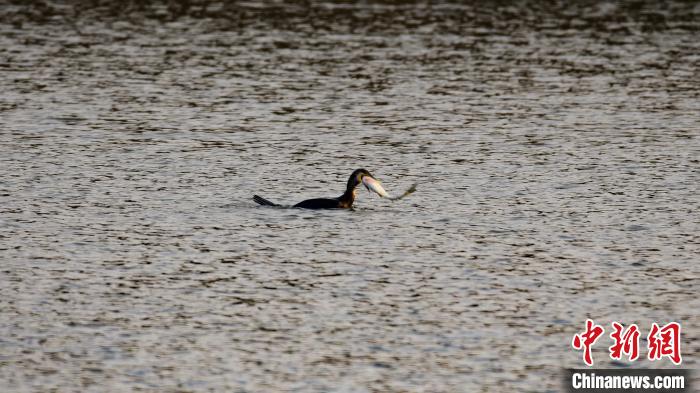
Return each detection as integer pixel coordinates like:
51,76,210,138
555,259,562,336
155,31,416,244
1,1,699,392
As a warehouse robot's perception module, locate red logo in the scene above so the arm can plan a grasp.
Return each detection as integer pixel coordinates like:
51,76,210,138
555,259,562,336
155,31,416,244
648,322,682,365
572,319,605,366
572,320,682,366
609,322,640,361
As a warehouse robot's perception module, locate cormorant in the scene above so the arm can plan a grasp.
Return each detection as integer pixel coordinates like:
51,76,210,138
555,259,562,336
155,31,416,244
253,168,382,209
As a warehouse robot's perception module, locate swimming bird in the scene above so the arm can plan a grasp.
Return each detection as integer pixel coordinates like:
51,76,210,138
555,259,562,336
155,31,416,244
253,168,385,209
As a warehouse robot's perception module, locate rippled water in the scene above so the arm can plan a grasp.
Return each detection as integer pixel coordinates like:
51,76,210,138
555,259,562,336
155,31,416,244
1,2,699,392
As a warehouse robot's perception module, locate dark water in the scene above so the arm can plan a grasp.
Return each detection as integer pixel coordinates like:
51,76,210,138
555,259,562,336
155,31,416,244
1,1,699,392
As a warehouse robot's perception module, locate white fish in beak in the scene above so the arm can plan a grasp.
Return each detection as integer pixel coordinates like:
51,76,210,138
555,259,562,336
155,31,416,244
362,176,389,198
362,175,417,201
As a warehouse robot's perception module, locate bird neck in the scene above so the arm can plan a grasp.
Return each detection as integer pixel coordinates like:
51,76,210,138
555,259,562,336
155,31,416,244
339,184,358,207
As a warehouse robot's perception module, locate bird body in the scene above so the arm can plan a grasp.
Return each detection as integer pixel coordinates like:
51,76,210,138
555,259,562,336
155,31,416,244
294,198,348,209
253,169,376,209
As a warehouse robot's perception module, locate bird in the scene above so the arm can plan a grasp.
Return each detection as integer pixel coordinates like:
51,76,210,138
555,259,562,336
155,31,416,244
253,168,383,209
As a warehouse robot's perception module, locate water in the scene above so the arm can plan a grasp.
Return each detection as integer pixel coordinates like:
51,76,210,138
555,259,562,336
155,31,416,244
1,2,699,392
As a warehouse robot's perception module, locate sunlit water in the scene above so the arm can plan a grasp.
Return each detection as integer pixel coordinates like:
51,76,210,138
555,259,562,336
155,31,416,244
1,2,699,392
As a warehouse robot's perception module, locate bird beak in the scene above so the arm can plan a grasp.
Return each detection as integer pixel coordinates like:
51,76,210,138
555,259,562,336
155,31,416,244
362,175,389,198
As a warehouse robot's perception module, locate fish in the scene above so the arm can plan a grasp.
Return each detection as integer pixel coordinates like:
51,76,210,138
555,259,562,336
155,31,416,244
362,176,417,201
